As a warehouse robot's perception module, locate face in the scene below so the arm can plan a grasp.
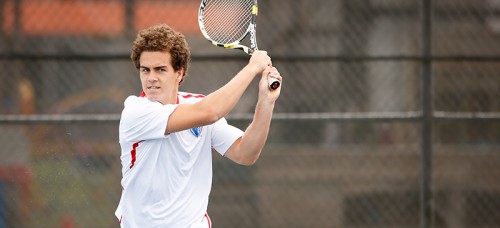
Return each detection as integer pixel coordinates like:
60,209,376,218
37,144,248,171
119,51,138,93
139,51,184,104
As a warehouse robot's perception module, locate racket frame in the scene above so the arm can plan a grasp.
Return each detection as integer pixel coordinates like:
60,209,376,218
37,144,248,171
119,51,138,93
198,0,258,55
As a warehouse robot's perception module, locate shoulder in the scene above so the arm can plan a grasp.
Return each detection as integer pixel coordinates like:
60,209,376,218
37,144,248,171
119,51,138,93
122,95,173,119
124,95,144,106
178,92,206,104
124,95,161,108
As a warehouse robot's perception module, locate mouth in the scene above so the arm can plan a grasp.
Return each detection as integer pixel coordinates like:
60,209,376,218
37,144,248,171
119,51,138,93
147,86,160,90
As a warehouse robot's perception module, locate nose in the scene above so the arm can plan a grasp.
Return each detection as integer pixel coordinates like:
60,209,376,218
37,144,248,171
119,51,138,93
147,72,159,83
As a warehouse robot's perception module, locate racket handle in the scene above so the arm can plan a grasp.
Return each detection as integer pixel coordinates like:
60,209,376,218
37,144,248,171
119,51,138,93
268,76,280,90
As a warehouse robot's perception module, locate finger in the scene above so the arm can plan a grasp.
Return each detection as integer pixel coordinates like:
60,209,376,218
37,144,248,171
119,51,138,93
268,67,281,79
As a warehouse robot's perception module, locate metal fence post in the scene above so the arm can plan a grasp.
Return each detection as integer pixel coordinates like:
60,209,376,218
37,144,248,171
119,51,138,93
420,0,433,227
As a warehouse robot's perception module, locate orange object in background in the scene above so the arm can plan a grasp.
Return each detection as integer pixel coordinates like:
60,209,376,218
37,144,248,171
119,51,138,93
134,1,198,34
1,0,198,36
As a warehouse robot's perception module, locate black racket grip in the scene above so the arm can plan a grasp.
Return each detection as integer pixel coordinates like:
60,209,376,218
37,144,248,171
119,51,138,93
268,76,280,90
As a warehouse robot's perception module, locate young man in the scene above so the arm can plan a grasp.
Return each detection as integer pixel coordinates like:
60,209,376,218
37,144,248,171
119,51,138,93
115,24,282,227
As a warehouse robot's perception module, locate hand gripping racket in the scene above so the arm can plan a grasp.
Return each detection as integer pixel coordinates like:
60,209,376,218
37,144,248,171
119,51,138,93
198,0,280,90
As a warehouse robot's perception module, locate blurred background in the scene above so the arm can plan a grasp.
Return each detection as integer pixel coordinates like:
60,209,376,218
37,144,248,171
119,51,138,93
0,0,499,227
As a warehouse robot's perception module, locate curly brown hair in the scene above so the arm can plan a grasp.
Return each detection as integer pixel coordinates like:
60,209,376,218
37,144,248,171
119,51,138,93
131,24,191,83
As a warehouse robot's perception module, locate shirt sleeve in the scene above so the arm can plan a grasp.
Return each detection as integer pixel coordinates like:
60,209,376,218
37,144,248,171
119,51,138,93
211,117,244,156
119,96,178,143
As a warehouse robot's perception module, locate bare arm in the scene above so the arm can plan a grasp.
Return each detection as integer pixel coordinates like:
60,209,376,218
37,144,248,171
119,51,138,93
225,66,282,165
166,50,271,133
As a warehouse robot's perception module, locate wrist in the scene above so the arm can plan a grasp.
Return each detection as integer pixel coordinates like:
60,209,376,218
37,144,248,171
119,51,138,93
244,64,262,76
256,99,275,109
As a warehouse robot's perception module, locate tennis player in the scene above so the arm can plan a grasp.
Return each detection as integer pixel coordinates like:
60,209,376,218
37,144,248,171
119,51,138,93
115,24,282,227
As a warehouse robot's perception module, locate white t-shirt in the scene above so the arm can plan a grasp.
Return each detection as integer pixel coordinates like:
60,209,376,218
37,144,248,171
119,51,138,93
115,92,244,227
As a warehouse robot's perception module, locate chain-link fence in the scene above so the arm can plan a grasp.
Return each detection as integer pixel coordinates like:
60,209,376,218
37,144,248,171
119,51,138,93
0,0,499,227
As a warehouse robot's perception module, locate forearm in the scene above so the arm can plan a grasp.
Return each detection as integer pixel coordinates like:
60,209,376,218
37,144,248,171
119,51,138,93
200,65,260,119
234,100,275,165
167,65,260,133
166,51,271,133
224,65,282,165
197,50,271,121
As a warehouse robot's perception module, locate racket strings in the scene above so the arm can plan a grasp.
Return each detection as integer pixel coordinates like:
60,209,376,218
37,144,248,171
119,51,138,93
202,0,254,44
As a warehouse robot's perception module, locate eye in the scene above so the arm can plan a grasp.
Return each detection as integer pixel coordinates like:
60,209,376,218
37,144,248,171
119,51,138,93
140,68,149,73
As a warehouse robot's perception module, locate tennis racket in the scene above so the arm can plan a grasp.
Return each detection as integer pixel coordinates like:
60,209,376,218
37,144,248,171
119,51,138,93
198,0,280,90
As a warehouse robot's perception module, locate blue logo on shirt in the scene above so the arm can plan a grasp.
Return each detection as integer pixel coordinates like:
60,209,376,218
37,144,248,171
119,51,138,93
190,127,202,137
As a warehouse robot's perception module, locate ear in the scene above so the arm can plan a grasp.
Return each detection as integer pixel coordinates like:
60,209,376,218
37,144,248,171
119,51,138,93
176,69,185,84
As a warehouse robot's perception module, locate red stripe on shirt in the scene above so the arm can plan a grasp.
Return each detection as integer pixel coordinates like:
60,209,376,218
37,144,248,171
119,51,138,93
181,93,205,99
141,91,205,99
205,213,211,228
129,140,143,168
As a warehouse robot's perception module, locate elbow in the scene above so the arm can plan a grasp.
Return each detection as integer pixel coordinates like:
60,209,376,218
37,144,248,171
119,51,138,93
226,138,264,166
241,159,257,166
237,153,260,166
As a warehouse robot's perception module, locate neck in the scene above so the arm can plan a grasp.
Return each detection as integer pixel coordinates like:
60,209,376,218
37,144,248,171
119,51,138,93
163,90,178,105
